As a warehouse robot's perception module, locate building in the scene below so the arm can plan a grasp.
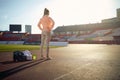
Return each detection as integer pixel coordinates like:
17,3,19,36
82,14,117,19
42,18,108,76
102,17,120,23
117,8,120,18
102,8,120,23
25,25,32,34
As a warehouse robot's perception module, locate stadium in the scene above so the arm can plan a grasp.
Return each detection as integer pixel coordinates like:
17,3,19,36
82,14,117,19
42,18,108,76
53,8,120,44
0,8,120,45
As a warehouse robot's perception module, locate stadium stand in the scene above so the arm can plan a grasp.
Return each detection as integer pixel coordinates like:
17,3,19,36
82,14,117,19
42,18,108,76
66,29,112,41
53,8,120,44
108,28,120,36
24,34,41,45
0,32,26,41
0,32,28,44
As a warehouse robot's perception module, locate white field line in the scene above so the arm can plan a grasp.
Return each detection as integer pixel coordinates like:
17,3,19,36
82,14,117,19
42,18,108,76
54,63,91,80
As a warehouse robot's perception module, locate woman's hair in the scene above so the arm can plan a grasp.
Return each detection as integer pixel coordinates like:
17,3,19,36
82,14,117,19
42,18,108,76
44,8,49,15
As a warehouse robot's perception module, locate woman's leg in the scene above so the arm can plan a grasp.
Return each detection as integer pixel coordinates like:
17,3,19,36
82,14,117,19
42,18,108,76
40,33,45,58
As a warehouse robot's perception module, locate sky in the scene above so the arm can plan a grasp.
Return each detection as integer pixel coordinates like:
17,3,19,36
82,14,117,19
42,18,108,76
0,0,120,34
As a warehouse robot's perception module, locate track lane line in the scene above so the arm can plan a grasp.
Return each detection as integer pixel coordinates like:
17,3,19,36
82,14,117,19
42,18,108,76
54,63,91,80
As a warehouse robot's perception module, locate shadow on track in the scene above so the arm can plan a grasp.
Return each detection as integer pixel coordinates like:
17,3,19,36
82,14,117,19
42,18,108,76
0,61,17,64
0,59,49,80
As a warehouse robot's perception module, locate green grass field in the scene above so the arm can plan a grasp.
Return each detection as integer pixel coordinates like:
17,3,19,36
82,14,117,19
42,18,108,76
0,44,59,52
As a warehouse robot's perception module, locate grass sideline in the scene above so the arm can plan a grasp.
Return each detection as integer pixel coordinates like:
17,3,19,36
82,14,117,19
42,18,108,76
0,44,59,52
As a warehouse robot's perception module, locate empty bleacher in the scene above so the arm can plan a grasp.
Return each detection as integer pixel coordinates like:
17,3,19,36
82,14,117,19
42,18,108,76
0,32,26,41
68,29,112,41
0,27,120,45
107,28,120,36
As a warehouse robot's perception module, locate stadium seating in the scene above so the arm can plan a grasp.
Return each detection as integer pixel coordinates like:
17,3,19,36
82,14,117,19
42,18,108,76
108,28,120,36
67,29,112,41
0,27,120,44
0,32,26,41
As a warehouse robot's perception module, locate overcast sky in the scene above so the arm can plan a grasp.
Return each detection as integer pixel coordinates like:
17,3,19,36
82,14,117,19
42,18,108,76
0,0,120,34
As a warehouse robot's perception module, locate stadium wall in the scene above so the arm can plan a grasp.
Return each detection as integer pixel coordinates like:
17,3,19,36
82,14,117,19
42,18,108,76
0,41,24,44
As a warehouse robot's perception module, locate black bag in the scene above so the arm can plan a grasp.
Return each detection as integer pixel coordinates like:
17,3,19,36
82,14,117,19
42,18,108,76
13,51,26,62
